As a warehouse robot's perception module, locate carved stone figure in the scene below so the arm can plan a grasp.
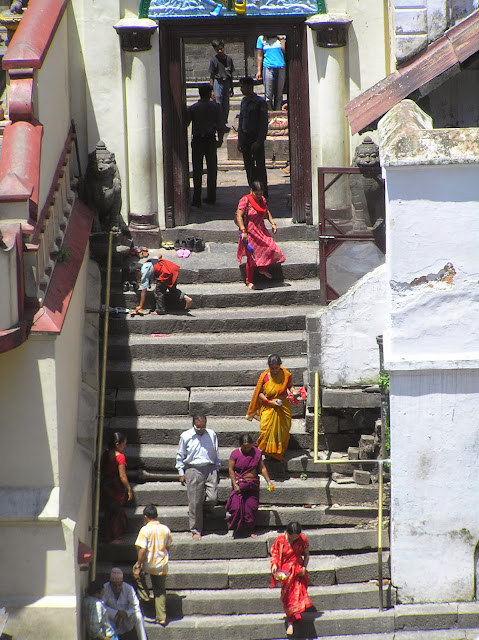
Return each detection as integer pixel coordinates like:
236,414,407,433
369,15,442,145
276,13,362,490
83,141,129,239
349,136,386,253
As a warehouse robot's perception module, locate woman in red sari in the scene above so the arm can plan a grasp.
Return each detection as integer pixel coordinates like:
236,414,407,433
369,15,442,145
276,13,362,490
235,180,286,290
100,431,133,542
225,433,274,538
270,521,313,636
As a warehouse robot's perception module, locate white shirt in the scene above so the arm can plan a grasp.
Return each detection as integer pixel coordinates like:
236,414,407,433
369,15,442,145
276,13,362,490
103,581,147,640
175,427,221,475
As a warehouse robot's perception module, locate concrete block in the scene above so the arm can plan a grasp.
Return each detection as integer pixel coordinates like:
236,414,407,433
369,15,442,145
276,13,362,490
336,552,390,584
348,446,360,460
394,603,458,631
322,388,381,409
332,473,354,484
354,469,371,485
166,560,229,590
458,602,479,628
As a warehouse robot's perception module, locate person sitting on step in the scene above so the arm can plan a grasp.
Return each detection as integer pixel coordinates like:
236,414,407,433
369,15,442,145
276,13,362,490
131,256,193,316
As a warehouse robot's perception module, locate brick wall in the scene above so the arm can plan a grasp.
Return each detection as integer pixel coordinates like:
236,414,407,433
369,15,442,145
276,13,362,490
184,36,258,83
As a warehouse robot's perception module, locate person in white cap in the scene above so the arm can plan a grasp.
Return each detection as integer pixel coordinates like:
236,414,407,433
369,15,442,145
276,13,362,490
103,567,147,640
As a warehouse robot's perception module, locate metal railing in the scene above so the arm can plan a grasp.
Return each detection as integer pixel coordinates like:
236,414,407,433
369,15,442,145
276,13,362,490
91,231,114,580
312,371,390,610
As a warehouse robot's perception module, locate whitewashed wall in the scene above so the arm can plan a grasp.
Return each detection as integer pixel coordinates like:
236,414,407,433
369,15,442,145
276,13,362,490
379,100,479,602
307,264,387,388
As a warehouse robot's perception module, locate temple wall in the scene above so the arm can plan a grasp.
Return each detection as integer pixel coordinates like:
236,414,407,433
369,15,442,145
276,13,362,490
379,101,479,602
0,254,99,638
35,14,71,212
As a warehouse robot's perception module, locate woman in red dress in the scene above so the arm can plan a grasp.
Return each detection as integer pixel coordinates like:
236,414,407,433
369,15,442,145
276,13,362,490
100,432,133,542
270,521,313,636
235,180,286,290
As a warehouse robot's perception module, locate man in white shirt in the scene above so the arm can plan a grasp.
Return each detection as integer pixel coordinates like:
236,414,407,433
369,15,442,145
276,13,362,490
103,568,147,640
176,414,221,540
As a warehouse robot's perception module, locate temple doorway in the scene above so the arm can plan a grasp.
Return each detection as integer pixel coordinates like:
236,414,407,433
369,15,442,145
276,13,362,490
159,18,312,227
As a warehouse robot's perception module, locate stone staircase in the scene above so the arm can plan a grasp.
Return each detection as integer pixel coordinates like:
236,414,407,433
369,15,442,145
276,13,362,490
97,222,479,639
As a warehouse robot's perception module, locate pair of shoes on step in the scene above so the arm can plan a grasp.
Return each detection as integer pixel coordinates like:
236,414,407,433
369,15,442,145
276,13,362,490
174,237,205,253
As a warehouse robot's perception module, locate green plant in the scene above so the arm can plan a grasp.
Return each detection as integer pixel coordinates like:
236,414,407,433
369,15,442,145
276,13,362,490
57,247,72,264
378,371,390,392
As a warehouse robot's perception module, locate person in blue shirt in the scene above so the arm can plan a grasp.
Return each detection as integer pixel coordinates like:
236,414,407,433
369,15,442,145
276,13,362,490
256,35,286,110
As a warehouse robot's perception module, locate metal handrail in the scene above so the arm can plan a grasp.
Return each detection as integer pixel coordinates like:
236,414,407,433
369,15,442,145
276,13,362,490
91,231,114,580
312,372,390,610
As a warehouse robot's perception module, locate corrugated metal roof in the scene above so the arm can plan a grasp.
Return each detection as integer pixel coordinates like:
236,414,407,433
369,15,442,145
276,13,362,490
345,9,479,135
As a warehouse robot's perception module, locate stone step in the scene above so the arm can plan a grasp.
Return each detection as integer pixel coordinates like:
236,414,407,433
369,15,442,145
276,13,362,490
107,304,312,335
109,277,322,310
126,445,358,477
111,386,306,418
124,504,384,532
133,605,475,640
163,582,394,616
130,477,381,506
145,241,318,284
107,415,311,448
100,528,389,564
107,356,307,389
98,551,389,590
159,218,318,244
107,330,306,361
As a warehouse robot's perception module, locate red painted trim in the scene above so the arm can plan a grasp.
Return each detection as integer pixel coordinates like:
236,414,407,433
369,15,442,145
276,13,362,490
31,198,94,334
0,121,43,221
32,128,74,244
9,70,34,122
3,0,70,70
0,323,28,353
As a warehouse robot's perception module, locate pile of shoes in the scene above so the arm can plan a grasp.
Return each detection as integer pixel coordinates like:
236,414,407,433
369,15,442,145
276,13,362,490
174,237,205,253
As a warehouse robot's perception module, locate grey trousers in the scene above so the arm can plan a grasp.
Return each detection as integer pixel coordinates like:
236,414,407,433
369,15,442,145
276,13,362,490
185,465,218,534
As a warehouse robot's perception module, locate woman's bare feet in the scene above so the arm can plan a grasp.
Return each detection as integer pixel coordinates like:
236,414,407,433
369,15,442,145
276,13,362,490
247,282,255,290
286,624,294,635
184,295,193,310
259,269,272,279
250,533,258,538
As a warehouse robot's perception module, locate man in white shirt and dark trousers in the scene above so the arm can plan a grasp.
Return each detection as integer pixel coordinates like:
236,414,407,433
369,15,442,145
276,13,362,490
176,414,221,540
103,567,147,640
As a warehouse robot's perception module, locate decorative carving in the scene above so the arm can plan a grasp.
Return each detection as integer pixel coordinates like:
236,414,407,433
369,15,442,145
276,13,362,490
146,0,322,19
349,136,386,253
82,141,130,240
306,13,352,48
113,18,158,52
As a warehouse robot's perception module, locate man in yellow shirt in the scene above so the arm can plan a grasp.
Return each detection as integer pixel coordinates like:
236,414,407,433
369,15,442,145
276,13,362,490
133,504,172,626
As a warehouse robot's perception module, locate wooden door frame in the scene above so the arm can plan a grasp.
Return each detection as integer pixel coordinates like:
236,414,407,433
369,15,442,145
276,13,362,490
160,17,313,227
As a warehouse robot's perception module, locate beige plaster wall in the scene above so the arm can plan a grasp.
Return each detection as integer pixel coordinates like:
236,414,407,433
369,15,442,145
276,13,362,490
35,14,71,214
308,0,390,223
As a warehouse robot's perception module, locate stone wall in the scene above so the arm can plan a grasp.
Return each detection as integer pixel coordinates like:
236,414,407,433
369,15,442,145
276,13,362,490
184,36,257,83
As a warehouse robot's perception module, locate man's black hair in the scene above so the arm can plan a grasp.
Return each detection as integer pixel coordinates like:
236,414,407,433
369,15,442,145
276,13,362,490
211,39,224,49
199,84,213,99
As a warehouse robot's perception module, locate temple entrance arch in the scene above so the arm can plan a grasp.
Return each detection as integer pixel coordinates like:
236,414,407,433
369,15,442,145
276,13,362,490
159,18,312,227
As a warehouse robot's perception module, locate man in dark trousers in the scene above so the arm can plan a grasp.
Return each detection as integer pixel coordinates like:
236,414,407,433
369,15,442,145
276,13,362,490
187,84,223,207
238,76,269,198
209,39,235,133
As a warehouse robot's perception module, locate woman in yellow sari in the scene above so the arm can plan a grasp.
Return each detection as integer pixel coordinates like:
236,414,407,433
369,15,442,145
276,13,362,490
246,354,297,460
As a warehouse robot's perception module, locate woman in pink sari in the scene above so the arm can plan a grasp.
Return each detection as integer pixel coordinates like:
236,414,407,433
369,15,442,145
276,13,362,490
270,521,313,636
235,180,286,290
226,433,273,538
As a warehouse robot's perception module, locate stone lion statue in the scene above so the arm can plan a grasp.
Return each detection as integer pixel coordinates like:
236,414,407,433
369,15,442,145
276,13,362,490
349,136,385,253
83,141,129,238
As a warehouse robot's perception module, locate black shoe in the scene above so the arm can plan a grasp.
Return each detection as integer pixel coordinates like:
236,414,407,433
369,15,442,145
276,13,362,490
174,239,181,250
122,282,130,292
186,237,195,251
202,197,216,205
191,199,201,208
181,240,187,249
194,238,205,252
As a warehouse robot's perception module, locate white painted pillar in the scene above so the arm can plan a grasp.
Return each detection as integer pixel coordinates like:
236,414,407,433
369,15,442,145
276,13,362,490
307,13,352,218
114,18,160,245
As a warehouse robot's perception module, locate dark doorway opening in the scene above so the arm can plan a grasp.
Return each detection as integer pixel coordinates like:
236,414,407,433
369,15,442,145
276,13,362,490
159,17,312,227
